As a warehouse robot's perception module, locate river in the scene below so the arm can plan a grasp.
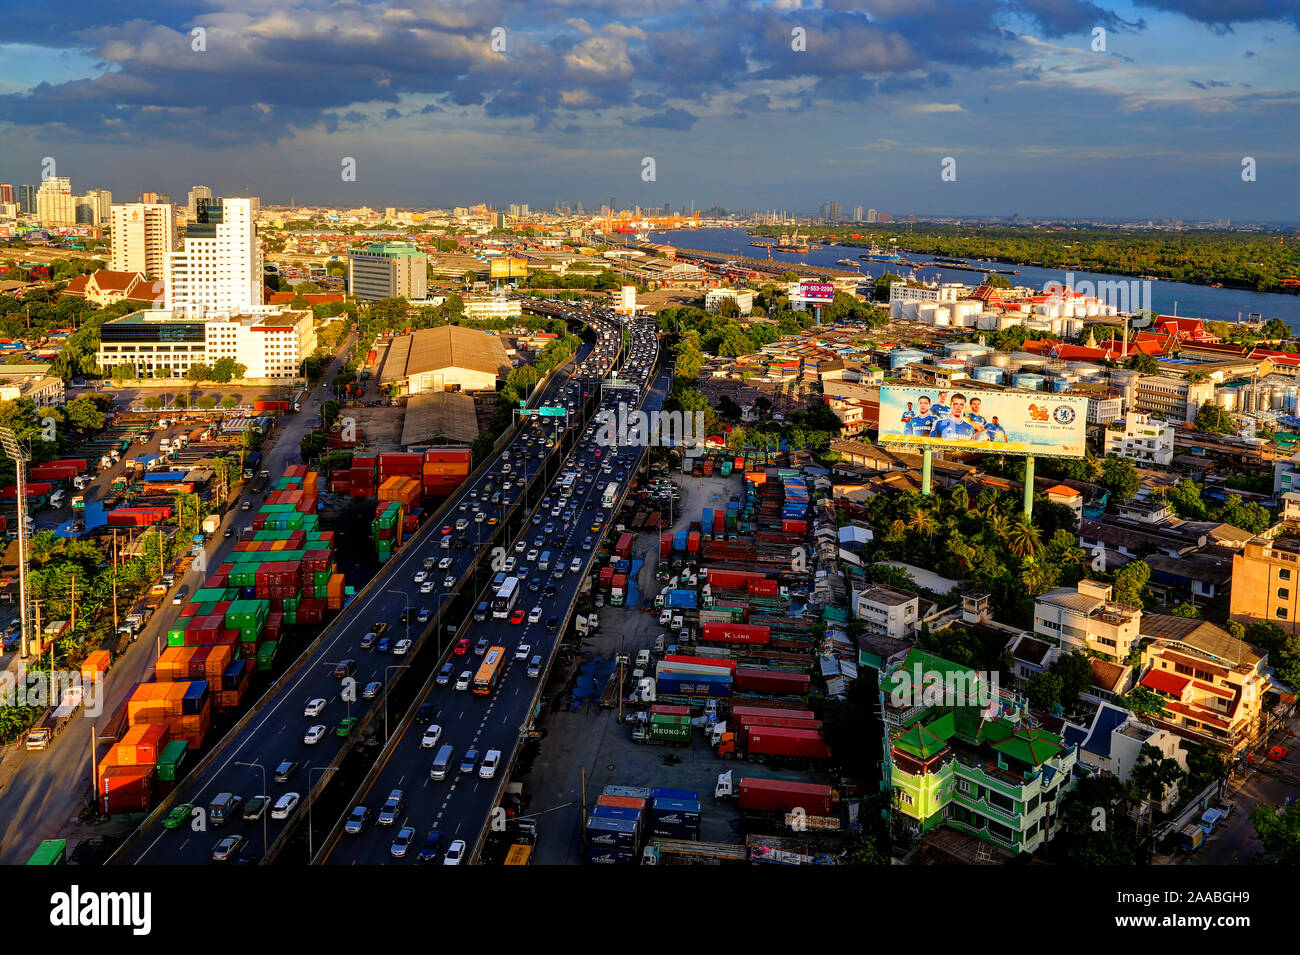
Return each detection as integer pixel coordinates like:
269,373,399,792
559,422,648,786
649,227,1300,328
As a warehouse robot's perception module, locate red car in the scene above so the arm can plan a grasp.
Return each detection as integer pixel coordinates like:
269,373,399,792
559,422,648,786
510,609,526,625
453,638,470,655
1267,745,1289,762
440,525,452,536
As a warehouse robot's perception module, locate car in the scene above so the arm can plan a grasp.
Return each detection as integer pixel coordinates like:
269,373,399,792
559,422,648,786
336,717,358,737
528,576,542,591
417,608,431,623
582,537,593,551
533,535,545,548
376,637,391,653
475,511,486,522
437,663,454,685
413,570,428,583
423,555,438,570
418,829,445,863
455,671,471,691
515,644,532,661
544,522,555,534
443,839,466,865
444,575,456,588
344,805,370,835
241,501,252,511
360,631,378,650
527,654,543,678
479,749,501,779
459,749,479,774
454,638,470,655
515,540,526,554
394,638,412,656
362,681,382,699
420,581,434,594
553,567,566,580
223,526,234,538
527,549,539,562
271,792,300,820
1267,745,1289,761
546,615,559,632
371,622,389,636
510,609,526,625
332,659,356,679
377,789,405,826
543,584,557,598
163,803,195,829
528,605,543,624
440,525,452,536
438,556,453,570
474,637,490,655
304,724,327,744
570,558,582,572
391,825,417,858
421,724,443,748
590,522,602,534
487,517,498,526
243,795,270,821
273,760,298,783
211,835,245,862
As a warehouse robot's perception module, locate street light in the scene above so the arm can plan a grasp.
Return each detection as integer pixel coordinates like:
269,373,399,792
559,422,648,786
308,765,339,862
0,427,31,659
386,589,411,645
234,760,268,855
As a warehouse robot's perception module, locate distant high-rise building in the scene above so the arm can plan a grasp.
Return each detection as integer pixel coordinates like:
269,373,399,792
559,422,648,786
827,201,840,222
384,207,397,220
81,189,112,226
853,205,864,222
111,202,176,278
165,197,261,312
19,185,37,215
187,185,212,219
866,208,878,223
36,178,76,225
347,242,428,302
0,184,13,205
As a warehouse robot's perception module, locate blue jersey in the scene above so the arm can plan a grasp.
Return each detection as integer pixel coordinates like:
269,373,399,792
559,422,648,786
906,414,937,436
965,413,986,429
932,416,975,440
901,409,914,423
982,423,1008,442
930,403,950,417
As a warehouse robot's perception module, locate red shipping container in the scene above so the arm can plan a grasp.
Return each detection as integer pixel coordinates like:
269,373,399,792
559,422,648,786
736,777,835,816
596,795,647,812
650,704,692,717
782,519,808,535
665,654,737,674
701,622,771,646
731,705,817,722
707,569,768,590
747,579,778,596
741,725,830,760
735,668,810,695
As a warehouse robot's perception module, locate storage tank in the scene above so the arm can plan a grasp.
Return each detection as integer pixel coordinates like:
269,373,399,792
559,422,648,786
1216,389,1237,412
947,342,989,360
987,353,1012,369
931,305,951,326
1013,373,1046,391
973,366,1004,385
1052,374,1077,392
1068,362,1103,379
890,349,925,370
1286,387,1297,414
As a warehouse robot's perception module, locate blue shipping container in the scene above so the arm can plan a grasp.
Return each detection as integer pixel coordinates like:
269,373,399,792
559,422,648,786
650,787,699,802
586,847,638,866
603,786,651,800
593,806,642,825
666,589,697,609
656,674,733,698
586,816,638,849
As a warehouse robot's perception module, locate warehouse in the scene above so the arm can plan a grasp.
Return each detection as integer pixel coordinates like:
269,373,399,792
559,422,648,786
377,325,512,395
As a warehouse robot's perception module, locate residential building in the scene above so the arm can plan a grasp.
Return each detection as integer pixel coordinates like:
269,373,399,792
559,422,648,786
1274,449,1300,495
1043,484,1083,525
0,365,65,407
35,177,75,226
0,184,13,205
95,307,314,379
165,197,262,313
375,325,512,395
1229,529,1300,633
1137,615,1269,751
62,269,163,307
1114,372,1215,424
461,297,522,321
347,241,428,301
186,185,212,219
110,202,176,278
1081,392,1124,425
1034,580,1141,661
78,189,112,226
1103,412,1174,466
854,584,918,639
884,648,1077,854
704,288,755,315
1060,703,1188,812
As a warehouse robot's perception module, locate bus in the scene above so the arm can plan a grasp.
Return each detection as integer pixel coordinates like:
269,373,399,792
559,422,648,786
560,471,578,492
602,482,619,508
504,844,533,865
491,577,521,619
473,646,507,695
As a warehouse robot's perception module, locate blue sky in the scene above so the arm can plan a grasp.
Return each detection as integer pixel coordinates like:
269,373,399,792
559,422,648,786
1,0,1298,220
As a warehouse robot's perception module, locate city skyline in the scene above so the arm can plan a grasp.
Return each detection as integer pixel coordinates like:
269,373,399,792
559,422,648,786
1,2,1297,220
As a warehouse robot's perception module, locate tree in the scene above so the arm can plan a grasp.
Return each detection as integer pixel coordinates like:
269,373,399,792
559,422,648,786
1111,560,1151,609
144,395,162,412
1164,479,1209,520
172,393,190,410
1026,671,1064,713
1125,352,1160,375
219,395,239,410
1115,684,1166,719
210,357,248,384
983,273,1012,289
1170,602,1203,618
1195,401,1235,435
1128,743,1185,808
63,395,105,430
1251,799,1300,864
196,395,217,410
186,363,213,385
1051,650,1094,705
1052,774,1138,864
1005,520,1042,559
111,364,135,383
1098,455,1140,503
1215,495,1272,535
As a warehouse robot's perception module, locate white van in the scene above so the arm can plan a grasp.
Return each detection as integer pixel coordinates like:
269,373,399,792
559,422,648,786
429,744,455,781
538,551,552,571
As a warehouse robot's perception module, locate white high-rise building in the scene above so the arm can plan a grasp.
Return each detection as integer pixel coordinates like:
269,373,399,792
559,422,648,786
111,203,176,278
187,185,212,219
165,197,262,313
36,178,76,226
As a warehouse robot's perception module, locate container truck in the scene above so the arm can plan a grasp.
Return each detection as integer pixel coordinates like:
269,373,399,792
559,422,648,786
715,772,841,831
201,515,220,536
715,724,831,766
24,686,84,751
629,712,692,746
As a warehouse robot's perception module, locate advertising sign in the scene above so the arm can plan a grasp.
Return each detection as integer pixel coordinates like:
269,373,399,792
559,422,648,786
878,384,1088,457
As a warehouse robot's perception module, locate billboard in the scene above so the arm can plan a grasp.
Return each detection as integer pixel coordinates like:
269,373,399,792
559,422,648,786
490,257,528,279
878,384,1088,457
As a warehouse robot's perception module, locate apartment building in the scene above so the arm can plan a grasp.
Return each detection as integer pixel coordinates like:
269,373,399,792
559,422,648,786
110,203,176,277
0,365,66,407
165,197,262,313
704,288,755,315
1103,412,1175,466
347,241,428,301
884,649,1077,854
1229,529,1300,633
1114,371,1215,424
1137,615,1268,752
888,282,967,305
853,584,918,639
35,177,75,226
1061,703,1187,812
462,297,522,321
1273,449,1300,496
1034,580,1141,661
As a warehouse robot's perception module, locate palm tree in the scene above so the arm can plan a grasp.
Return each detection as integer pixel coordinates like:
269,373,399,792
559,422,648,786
907,508,936,538
1006,520,1042,559
985,510,1009,543
950,484,970,513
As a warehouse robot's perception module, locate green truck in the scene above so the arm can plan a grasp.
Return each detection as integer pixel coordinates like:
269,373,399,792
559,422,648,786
26,839,67,865
630,712,692,746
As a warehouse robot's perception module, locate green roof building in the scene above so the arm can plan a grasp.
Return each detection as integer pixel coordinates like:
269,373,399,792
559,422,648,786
883,647,1077,855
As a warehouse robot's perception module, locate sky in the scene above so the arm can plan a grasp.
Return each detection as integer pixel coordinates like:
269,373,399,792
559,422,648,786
1,0,1298,221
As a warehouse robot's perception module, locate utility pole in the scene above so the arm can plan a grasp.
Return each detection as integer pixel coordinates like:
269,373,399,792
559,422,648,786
69,575,75,630
111,529,119,631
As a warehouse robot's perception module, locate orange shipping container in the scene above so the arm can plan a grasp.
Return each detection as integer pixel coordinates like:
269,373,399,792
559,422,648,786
81,649,112,683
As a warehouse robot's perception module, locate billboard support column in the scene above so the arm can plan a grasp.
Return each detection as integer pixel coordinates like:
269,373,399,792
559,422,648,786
1023,455,1035,519
921,448,932,496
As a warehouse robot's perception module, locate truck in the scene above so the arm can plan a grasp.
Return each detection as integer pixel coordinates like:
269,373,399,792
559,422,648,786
201,514,220,537
714,772,841,831
629,712,692,746
1178,823,1206,852
117,602,147,640
241,452,262,479
574,613,599,636
24,686,84,751
248,471,269,495
715,724,831,766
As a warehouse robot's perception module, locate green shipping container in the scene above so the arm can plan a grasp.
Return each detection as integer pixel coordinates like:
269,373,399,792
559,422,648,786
256,640,278,671
648,714,692,745
156,740,190,782
26,839,66,865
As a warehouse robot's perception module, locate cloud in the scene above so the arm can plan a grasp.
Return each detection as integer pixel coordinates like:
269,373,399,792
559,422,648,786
623,107,697,130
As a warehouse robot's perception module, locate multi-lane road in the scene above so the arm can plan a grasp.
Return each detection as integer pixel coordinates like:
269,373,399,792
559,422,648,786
321,317,661,864
111,302,636,864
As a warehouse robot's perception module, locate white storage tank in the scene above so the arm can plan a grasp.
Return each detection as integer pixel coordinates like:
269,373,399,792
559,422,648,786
1013,373,1046,391
973,366,1004,385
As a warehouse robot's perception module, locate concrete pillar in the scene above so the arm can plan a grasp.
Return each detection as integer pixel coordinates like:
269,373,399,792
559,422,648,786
1023,455,1035,519
921,448,933,496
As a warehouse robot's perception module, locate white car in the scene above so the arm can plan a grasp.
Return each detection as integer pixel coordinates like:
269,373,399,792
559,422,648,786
420,581,435,594
394,638,412,656
443,839,466,865
455,671,471,691
479,749,501,779
570,558,582,573
303,697,326,717
515,644,531,661
271,792,300,820
526,549,538,561
528,606,542,624
475,511,486,522
443,575,456,589
304,724,327,744
413,570,428,583
420,724,443,748
515,540,526,554
438,556,453,570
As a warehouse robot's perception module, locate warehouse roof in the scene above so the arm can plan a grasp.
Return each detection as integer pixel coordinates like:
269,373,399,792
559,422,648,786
379,325,511,384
